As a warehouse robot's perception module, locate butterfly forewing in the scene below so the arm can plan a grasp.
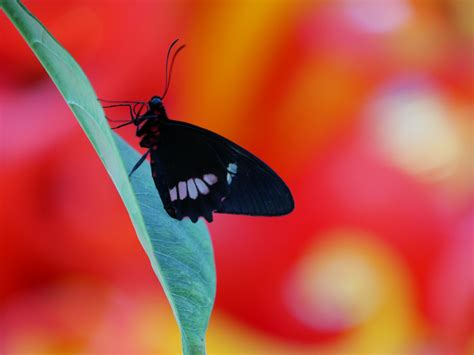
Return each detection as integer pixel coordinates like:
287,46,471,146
150,120,294,222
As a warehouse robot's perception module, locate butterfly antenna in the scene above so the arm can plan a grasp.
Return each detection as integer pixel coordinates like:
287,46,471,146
162,39,186,100
163,39,179,95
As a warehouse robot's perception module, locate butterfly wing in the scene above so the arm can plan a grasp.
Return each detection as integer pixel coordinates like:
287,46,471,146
150,119,294,222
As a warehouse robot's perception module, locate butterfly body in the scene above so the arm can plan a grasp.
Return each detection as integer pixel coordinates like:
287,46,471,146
136,97,167,149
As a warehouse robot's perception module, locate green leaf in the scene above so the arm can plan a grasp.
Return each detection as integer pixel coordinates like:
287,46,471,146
1,1,216,354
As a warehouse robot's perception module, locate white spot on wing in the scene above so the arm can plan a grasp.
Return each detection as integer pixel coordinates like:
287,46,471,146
178,181,187,200
169,186,177,201
194,178,209,195
227,163,238,184
203,174,218,185
187,178,198,199
228,163,238,174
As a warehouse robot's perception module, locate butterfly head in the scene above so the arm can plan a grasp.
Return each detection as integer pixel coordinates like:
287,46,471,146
149,96,163,110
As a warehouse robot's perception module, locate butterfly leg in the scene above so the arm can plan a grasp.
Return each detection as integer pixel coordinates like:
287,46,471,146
101,102,138,128
111,121,134,129
129,149,151,178
101,103,135,118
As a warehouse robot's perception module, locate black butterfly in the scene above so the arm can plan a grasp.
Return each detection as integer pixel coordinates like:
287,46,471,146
101,40,294,223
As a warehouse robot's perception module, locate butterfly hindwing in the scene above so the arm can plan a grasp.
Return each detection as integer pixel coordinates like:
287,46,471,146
149,122,229,222
150,120,294,222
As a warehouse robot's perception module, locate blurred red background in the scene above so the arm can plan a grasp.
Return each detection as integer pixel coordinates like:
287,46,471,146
1,0,473,354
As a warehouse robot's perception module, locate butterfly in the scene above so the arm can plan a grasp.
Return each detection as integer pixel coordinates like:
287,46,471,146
101,40,294,223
